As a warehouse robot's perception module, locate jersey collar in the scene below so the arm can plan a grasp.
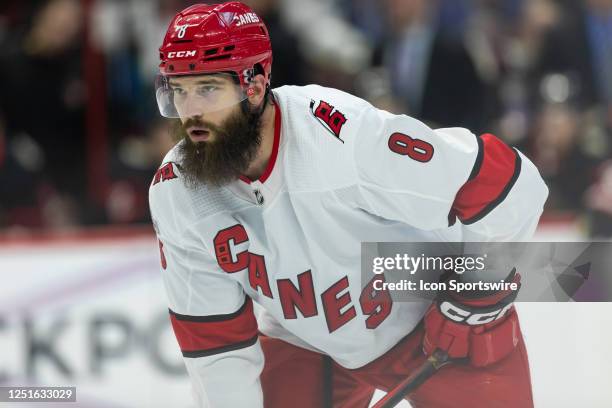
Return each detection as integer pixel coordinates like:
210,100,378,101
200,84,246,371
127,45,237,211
238,101,282,185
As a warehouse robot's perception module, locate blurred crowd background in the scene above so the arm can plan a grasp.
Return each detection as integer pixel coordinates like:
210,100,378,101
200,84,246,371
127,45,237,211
1,0,611,236
0,4,611,406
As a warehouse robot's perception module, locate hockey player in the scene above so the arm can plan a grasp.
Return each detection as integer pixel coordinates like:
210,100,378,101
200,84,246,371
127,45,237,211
149,2,548,407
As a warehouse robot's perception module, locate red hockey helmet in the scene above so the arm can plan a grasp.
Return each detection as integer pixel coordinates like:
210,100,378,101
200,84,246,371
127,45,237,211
156,2,273,118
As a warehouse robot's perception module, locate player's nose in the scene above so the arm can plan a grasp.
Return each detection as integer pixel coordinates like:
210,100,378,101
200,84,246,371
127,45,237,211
180,95,205,119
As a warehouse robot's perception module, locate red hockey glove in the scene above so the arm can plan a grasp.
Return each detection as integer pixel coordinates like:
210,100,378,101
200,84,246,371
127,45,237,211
422,269,521,367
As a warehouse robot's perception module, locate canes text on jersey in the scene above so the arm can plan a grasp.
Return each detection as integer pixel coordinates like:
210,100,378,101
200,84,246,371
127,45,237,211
214,224,393,333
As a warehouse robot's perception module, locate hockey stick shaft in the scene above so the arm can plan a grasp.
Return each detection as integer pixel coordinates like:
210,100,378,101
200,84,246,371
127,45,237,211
372,350,451,408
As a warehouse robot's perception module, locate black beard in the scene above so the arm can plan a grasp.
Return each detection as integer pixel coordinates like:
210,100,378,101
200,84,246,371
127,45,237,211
174,103,263,187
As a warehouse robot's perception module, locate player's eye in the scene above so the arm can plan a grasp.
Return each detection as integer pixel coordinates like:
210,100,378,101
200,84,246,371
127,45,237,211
172,87,186,96
196,85,218,96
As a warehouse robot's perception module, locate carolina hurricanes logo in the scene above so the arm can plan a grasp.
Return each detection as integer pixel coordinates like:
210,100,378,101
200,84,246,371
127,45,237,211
309,100,348,143
151,162,178,186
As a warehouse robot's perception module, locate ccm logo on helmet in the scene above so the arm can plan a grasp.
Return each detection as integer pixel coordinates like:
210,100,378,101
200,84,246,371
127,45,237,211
234,12,260,27
167,50,197,59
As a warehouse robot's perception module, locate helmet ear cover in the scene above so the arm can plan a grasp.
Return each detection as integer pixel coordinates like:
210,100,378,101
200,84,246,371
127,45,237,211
239,64,273,119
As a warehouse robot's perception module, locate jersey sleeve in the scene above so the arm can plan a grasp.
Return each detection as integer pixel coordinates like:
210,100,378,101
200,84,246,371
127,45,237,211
353,106,548,241
149,160,264,407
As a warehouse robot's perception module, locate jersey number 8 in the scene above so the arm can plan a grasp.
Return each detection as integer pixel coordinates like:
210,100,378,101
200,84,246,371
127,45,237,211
388,132,434,163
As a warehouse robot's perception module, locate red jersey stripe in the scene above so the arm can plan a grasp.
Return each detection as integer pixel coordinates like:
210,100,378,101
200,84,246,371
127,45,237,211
258,101,282,183
169,297,258,357
452,134,521,224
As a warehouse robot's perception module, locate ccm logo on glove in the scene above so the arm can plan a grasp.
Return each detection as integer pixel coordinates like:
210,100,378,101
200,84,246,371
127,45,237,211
440,301,514,325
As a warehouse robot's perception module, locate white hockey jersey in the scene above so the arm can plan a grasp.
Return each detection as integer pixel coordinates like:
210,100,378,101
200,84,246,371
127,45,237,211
148,84,548,407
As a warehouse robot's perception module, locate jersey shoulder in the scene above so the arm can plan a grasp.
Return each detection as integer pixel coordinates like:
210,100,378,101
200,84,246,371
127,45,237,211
272,85,376,192
274,83,369,102
273,84,372,120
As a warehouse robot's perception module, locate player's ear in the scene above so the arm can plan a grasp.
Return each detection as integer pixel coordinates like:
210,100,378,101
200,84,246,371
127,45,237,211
246,74,267,106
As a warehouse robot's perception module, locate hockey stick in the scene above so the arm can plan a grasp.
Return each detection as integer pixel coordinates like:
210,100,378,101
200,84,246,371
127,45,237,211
372,349,452,408
322,354,333,408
